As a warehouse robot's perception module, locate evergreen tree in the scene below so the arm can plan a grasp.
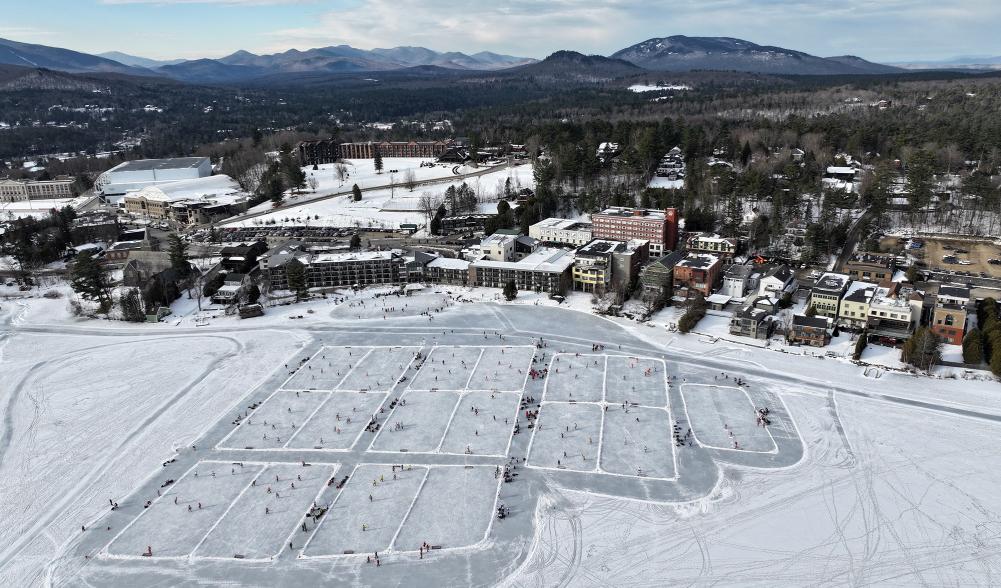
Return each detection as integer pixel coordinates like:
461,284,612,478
167,234,190,277
70,250,111,307
503,279,517,301
373,147,384,174
963,328,983,364
350,234,361,250
992,347,1001,378
245,282,261,304
352,183,363,201
285,259,308,301
120,288,145,322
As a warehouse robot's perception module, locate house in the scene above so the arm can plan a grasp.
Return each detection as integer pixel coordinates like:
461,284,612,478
122,251,173,287
672,253,723,299
789,314,833,347
845,252,896,283
220,242,268,273
480,233,517,262
639,251,686,301
808,273,851,318
721,264,754,298
687,233,738,259
837,281,879,329
929,284,970,345
866,284,922,345
729,297,777,340
211,273,248,305
757,265,796,299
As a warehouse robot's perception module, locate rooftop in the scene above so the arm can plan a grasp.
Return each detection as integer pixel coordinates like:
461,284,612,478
111,157,209,173
842,281,879,303
814,272,850,292
577,239,629,256
532,217,592,231
428,257,470,270
677,253,719,270
472,247,575,273
848,252,895,268
793,314,831,329
594,207,668,220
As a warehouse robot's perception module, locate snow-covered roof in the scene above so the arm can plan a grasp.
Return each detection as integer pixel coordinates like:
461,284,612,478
129,174,244,203
428,257,470,270
472,247,574,273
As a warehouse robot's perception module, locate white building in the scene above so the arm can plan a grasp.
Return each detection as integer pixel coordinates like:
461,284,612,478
96,157,212,198
480,233,517,262
529,218,593,247
0,178,75,202
122,175,247,225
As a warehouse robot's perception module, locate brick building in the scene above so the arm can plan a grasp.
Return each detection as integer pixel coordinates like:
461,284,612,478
591,207,678,256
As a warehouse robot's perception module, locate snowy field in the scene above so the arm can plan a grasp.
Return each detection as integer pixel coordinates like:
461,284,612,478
230,161,534,230
4,290,1001,586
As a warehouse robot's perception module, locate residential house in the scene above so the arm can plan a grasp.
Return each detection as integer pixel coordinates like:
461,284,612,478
687,233,738,259
757,265,796,299
729,296,778,340
808,273,851,318
721,264,754,298
845,252,896,283
838,281,879,329
639,251,686,301
673,253,723,299
789,314,833,347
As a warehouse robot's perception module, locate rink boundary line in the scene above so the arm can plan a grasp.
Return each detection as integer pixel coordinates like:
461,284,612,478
525,402,680,482
679,383,778,455
387,467,431,551
371,388,520,457
187,466,268,558
541,352,608,403
327,347,375,392
362,347,444,453
282,391,339,449
279,463,340,561
215,385,289,450
289,391,390,453
595,356,608,471
101,460,267,560
299,464,501,561
407,345,485,392
298,463,360,556
463,348,487,390
276,346,327,392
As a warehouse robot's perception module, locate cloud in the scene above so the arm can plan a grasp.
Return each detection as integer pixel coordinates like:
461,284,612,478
246,0,1001,62
0,26,57,41
99,0,314,5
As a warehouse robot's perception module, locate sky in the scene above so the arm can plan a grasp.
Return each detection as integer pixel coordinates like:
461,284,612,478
3,0,1000,63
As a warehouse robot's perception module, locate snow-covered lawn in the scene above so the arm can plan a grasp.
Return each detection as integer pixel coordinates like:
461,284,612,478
233,161,534,230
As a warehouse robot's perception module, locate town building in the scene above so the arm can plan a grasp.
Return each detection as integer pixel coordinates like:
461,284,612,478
837,281,879,329
789,315,833,347
808,273,851,318
591,207,678,256
211,273,248,305
845,252,896,283
729,296,778,340
639,251,686,302
721,264,754,298
866,284,922,344
930,285,971,345
297,140,449,165
672,253,723,299
687,233,738,259
265,248,406,291
96,157,212,197
69,212,120,244
480,233,517,262
425,257,470,286
469,247,574,294
757,265,796,299
122,175,248,225
572,239,649,293
439,214,495,235
0,177,75,202
528,218,593,247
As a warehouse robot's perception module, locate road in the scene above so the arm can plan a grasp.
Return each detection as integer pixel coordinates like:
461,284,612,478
217,161,520,227
834,207,876,272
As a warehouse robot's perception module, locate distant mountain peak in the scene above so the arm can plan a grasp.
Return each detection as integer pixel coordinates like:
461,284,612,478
611,36,901,75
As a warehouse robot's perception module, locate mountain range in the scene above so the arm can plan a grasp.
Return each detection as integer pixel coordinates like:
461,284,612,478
610,36,902,75
0,35,933,85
